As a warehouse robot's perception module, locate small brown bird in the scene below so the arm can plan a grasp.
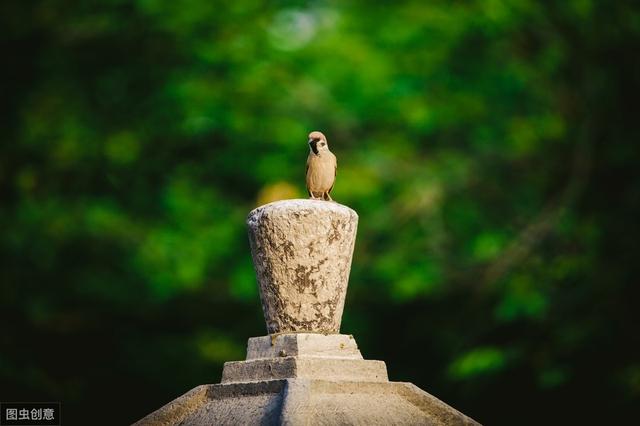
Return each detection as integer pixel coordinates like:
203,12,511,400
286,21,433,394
306,131,337,201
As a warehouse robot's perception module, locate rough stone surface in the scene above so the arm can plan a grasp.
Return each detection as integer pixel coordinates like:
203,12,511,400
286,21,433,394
133,379,481,426
133,381,286,426
247,199,358,334
134,202,483,425
247,333,362,360
132,384,209,426
222,357,388,384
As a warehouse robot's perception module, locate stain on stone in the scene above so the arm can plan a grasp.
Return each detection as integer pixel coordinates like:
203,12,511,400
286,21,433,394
327,220,342,244
293,265,311,294
281,240,295,259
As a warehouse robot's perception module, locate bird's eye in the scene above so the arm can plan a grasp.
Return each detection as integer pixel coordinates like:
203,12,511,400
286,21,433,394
320,142,325,146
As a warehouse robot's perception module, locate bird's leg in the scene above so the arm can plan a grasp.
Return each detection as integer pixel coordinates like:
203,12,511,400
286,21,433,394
324,192,333,202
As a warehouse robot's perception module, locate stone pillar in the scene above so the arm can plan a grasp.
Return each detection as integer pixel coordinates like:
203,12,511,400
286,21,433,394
134,199,481,426
247,200,358,334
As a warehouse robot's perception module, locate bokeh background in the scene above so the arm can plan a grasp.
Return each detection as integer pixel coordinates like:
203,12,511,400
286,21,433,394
2,0,639,424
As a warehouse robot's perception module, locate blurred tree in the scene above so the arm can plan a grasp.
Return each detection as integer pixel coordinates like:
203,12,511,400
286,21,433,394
1,0,639,424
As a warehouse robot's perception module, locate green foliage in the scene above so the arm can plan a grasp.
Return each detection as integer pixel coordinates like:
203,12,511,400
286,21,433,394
1,0,639,424
449,347,508,380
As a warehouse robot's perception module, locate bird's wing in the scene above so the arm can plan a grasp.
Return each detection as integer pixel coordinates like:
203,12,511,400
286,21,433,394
328,153,337,194
306,154,311,196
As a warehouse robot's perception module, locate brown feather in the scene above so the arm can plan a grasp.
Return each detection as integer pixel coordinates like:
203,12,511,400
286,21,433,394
306,150,336,199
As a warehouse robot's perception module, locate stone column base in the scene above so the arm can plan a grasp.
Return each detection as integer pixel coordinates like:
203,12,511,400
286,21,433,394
133,334,481,425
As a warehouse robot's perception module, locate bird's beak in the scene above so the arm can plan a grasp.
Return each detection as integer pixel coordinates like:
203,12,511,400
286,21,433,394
308,139,313,145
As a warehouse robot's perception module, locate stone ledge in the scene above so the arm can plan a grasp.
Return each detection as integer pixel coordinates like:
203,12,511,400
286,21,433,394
221,357,388,384
132,384,210,426
133,379,481,425
246,333,362,360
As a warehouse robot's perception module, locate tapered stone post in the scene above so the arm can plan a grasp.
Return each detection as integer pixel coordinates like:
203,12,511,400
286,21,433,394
247,199,358,334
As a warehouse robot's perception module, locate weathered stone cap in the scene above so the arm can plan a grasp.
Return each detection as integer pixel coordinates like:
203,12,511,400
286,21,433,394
247,199,358,225
247,199,358,334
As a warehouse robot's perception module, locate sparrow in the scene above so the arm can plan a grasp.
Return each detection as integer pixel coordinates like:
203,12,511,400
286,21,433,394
306,131,337,201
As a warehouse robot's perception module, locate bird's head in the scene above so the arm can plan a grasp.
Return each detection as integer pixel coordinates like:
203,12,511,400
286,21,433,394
308,131,328,155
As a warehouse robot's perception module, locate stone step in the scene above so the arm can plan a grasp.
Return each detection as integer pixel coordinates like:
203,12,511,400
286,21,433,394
246,333,362,360
221,357,388,384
